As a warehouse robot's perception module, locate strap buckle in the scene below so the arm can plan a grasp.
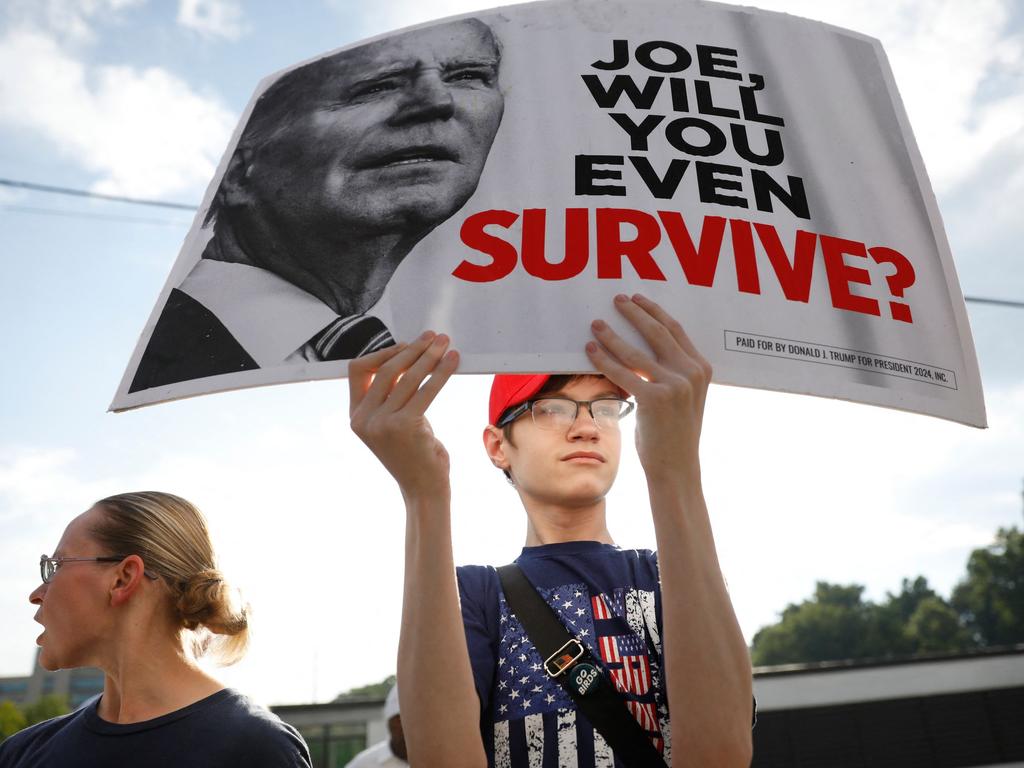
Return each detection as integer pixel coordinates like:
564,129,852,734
544,638,585,678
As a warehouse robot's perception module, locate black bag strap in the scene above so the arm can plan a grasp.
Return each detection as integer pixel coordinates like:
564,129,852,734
497,564,668,768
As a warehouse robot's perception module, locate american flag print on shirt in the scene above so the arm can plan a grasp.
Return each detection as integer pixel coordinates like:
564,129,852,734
492,583,669,767
622,655,651,695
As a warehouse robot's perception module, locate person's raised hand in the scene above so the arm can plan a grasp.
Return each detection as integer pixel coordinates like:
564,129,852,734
349,331,459,499
585,294,711,482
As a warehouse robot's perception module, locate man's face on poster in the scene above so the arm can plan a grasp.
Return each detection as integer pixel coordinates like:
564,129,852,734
238,18,504,240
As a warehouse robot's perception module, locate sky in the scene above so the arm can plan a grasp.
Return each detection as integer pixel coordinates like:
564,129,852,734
0,0,1022,707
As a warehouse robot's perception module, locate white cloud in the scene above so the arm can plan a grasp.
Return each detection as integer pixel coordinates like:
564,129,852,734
942,127,1024,295
876,2,1023,193
0,447,121,517
177,0,246,41
1,0,143,44
329,0,496,39
0,28,236,198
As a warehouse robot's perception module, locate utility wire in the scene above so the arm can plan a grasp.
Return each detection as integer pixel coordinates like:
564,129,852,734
2,176,1024,311
964,296,1024,310
2,204,191,227
0,178,198,211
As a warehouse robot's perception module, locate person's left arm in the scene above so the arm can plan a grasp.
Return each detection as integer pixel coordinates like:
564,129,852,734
587,293,753,768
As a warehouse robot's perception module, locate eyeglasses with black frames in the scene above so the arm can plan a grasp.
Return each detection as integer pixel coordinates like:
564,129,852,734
497,397,635,432
39,555,159,584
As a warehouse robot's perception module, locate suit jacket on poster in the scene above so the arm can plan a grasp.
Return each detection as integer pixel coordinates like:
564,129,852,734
130,289,258,392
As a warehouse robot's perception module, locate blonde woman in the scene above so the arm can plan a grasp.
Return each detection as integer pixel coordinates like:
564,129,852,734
0,492,311,767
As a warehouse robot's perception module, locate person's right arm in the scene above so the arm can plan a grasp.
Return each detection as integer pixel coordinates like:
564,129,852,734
349,333,487,768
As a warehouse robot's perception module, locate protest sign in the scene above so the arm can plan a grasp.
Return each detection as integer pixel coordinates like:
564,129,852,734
112,0,985,427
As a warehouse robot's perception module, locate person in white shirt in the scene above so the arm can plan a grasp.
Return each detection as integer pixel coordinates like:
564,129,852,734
345,685,408,768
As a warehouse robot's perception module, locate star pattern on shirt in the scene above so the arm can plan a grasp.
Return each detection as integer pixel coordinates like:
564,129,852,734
494,584,600,722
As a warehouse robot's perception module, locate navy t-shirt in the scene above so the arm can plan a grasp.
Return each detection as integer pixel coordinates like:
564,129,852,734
0,688,311,768
457,541,669,767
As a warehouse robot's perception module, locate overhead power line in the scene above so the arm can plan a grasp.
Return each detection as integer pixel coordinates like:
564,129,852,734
2,204,191,227
963,296,1024,310
0,177,198,211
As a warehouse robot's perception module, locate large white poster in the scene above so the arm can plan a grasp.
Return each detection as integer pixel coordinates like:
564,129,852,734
112,0,985,427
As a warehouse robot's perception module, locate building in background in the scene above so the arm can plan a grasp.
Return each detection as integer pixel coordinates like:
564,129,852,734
751,645,1024,767
271,696,387,768
0,650,103,709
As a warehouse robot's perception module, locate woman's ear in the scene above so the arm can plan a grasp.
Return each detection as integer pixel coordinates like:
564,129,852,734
109,555,148,607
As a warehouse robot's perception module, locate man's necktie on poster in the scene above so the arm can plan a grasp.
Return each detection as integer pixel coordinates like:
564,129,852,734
314,315,395,360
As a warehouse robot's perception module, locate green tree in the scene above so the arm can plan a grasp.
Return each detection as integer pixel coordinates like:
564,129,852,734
905,596,970,653
751,526,1024,667
751,583,883,666
0,700,27,741
867,576,936,657
885,576,938,623
21,695,69,726
951,527,1024,647
334,674,395,701
750,578,972,666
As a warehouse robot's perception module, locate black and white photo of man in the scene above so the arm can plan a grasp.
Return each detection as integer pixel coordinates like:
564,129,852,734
130,17,504,393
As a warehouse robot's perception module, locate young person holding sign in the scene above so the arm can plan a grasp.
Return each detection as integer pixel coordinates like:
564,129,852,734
349,294,752,767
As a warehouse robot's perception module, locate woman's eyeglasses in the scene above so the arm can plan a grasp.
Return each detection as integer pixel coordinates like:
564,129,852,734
39,555,159,584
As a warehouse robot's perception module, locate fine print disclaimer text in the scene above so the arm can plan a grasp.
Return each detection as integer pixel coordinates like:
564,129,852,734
725,330,957,390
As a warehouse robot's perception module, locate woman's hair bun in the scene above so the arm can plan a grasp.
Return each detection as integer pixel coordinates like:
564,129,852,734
176,568,250,663
92,492,251,665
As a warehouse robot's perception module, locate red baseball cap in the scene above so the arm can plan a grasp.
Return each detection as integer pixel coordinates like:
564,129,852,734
488,374,551,426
